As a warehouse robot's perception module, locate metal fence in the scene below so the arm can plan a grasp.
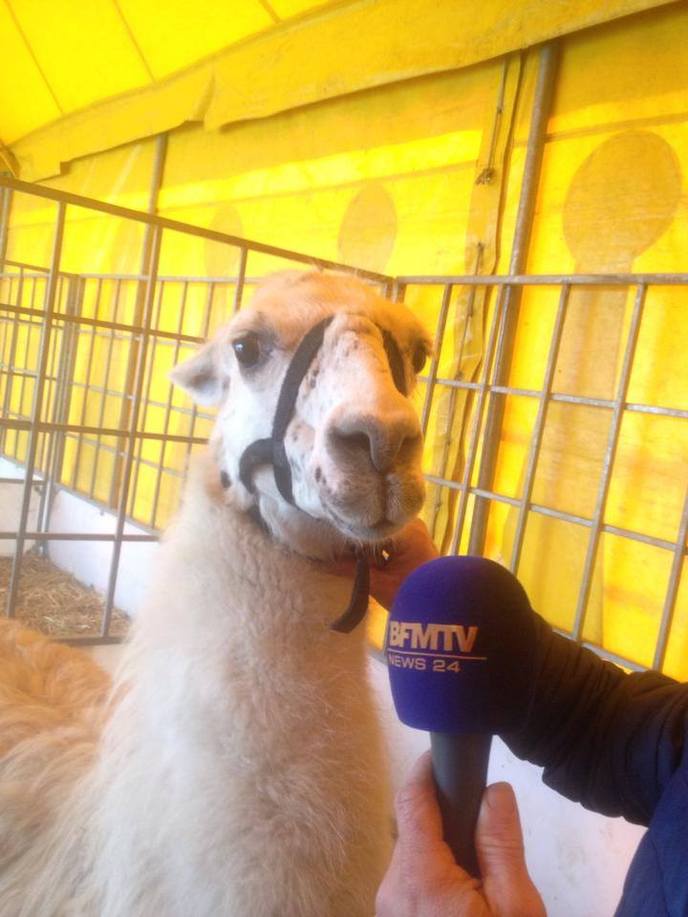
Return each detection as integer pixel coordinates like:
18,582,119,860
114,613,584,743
0,175,686,673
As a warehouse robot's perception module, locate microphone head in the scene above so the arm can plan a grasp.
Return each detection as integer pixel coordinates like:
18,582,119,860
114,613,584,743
385,555,537,734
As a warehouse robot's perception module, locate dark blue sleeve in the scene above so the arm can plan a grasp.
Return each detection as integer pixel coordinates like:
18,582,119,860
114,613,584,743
502,613,688,827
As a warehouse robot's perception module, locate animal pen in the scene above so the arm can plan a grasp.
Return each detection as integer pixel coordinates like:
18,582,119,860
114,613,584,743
0,169,686,677
1,2,687,687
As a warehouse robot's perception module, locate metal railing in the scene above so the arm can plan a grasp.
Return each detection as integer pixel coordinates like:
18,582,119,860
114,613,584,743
1,175,686,674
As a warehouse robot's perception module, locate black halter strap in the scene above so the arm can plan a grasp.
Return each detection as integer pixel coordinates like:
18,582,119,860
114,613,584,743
239,316,333,505
235,314,407,634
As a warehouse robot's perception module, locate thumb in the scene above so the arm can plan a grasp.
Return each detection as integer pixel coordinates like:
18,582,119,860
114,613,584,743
476,783,545,916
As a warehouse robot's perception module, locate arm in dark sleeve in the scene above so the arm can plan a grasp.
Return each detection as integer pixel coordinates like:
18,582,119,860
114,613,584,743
502,612,688,826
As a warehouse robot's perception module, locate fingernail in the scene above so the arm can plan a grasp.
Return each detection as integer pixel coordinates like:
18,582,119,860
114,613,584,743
485,782,516,812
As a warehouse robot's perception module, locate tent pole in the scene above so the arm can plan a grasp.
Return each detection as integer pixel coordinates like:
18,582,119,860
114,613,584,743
467,40,560,557
110,132,168,510
0,185,11,270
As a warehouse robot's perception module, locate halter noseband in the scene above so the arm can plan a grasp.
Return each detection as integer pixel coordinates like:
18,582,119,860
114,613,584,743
232,314,408,634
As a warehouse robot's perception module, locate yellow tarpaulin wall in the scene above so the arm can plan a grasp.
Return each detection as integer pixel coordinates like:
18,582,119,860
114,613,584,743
1,0,686,676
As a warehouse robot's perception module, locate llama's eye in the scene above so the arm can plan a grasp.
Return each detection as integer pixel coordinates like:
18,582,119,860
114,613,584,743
412,343,428,374
232,333,262,367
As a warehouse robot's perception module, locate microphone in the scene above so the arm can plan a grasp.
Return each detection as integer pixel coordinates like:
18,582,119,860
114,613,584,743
385,555,538,877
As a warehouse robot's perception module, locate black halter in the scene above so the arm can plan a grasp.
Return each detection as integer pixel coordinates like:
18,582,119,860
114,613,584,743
232,315,407,634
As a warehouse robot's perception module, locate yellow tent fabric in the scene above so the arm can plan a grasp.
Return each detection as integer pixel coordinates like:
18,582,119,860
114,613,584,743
1,0,686,677
0,0,680,180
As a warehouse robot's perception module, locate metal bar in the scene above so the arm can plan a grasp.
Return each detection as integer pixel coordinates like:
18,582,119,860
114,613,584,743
0,300,207,346
553,626,647,671
5,202,65,617
419,376,688,420
428,467,685,554
598,523,680,554
510,284,570,572
0,186,11,269
392,280,407,303
579,640,647,673
64,433,189,477
37,275,82,544
26,380,211,421
420,284,453,436
469,41,560,556
394,272,688,286
184,283,216,466
571,284,647,641
0,531,157,542
0,176,393,285
16,270,34,432
2,257,50,274
70,281,101,490
7,262,688,288
0,313,7,403
60,634,127,646
5,264,276,284
150,281,190,527
4,308,687,424
0,417,206,443
149,133,168,213
111,179,166,510
102,223,162,636
427,249,484,535
36,302,58,473
448,287,506,554
90,279,122,498
233,247,248,314
652,485,688,671
0,273,22,453
127,279,166,517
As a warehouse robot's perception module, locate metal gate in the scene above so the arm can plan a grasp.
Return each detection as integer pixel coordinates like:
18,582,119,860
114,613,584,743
1,175,686,675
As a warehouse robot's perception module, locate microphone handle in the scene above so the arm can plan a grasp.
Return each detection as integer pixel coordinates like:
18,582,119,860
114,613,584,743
430,732,492,878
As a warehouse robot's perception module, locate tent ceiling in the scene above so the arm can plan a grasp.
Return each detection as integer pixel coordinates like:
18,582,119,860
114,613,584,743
0,0,680,180
0,0,334,145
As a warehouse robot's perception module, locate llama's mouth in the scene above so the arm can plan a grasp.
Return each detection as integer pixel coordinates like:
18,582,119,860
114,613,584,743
319,471,425,542
323,504,406,544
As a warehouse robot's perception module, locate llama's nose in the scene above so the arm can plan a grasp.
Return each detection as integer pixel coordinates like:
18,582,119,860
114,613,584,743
327,410,421,473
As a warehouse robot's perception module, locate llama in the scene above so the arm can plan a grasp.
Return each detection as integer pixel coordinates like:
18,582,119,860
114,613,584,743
0,271,431,917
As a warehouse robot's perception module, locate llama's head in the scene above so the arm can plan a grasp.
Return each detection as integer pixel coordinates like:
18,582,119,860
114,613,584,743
171,272,431,558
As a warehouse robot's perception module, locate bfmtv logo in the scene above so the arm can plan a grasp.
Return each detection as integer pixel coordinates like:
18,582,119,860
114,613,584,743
386,622,478,654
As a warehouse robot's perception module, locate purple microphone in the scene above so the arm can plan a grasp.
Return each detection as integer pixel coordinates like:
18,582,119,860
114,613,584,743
385,555,538,877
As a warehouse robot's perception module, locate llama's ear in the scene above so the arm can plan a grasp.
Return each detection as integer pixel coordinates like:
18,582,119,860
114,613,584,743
170,341,227,406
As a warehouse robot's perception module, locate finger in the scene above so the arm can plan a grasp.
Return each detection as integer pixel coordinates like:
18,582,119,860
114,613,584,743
476,783,545,915
394,752,445,848
389,753,485,915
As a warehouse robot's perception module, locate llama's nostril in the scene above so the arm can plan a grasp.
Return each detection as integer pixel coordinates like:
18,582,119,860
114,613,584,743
328,414,419,473
329,428,373,466
338,431,371,454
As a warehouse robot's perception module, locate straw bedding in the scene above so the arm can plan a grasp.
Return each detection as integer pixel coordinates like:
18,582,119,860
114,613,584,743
0,551,130,639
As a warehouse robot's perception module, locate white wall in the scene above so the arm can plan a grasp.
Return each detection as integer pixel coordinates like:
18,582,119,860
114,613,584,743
47,488,156,618
0,458,40,555
0,456,154,617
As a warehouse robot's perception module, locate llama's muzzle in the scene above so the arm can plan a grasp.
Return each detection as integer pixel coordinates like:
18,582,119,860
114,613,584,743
235,314,410,634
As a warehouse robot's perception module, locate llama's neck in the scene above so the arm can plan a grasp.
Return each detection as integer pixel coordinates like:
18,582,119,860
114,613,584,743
124,456,370,729
90,457,389,917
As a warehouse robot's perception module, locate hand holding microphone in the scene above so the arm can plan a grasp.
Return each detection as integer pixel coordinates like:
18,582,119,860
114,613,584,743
380,554,544,915
376,752,544,917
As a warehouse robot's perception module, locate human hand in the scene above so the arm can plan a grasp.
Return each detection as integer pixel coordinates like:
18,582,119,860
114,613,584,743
376,752,546,917
328,518,439,610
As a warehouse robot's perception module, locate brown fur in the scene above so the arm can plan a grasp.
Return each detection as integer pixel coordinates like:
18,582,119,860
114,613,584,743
0,618,109,876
